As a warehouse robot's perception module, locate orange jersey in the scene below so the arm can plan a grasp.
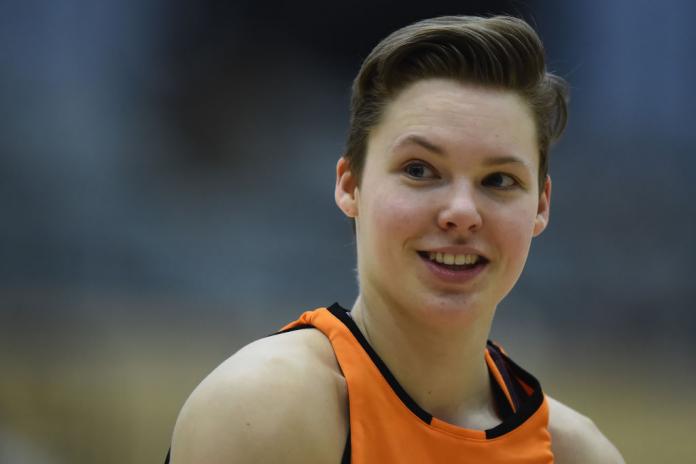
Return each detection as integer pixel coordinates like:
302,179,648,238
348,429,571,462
279,304,554,463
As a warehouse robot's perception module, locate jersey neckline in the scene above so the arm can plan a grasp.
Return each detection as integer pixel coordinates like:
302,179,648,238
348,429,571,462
327,302,545,440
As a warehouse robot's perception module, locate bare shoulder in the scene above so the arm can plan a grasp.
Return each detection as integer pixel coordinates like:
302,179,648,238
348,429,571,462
170,328,348,464
546,396,625,464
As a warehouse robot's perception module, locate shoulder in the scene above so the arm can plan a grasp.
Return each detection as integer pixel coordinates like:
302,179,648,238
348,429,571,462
170,328,348,464
546,396,625,464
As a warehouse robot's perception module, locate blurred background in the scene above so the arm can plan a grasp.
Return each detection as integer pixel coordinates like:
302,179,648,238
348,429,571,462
1,0,694,462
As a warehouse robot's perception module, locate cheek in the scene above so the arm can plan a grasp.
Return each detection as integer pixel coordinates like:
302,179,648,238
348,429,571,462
491,206,538,262
374,197,413,228
365,187,429,248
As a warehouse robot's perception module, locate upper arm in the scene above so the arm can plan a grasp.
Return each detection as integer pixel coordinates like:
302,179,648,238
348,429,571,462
169,331,347,464
547,396,625,464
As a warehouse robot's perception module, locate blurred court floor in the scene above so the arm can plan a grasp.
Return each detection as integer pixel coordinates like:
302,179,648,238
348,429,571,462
2,300,694,463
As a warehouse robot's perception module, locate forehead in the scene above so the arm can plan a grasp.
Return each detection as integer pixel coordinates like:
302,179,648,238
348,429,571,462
367,78,538,164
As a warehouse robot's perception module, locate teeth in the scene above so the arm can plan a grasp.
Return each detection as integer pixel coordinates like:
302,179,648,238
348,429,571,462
427,252,480,265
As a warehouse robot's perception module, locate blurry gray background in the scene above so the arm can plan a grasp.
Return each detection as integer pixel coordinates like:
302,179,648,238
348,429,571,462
1,0,694,462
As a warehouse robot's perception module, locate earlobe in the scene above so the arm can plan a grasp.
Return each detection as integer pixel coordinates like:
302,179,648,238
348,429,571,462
533,175,552,237
335,157,359,218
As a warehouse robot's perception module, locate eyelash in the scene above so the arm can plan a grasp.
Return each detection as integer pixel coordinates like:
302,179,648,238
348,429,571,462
403,161,437,179
482,172,520,190
402,161,522,191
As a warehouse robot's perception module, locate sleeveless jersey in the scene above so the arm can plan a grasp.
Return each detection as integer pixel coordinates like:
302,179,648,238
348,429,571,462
278,303,554,463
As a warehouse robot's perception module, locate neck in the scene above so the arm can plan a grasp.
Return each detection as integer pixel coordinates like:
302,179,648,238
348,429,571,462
349,292,500,428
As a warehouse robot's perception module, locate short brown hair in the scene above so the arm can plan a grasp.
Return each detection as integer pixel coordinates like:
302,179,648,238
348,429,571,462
344,15,569,193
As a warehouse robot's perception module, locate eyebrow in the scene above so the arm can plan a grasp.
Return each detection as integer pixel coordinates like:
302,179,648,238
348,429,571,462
391,134,446,156
392,134,532,169
482,155,532,169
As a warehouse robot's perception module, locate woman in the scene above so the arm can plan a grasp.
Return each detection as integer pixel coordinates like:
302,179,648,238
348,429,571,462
167,15,624,463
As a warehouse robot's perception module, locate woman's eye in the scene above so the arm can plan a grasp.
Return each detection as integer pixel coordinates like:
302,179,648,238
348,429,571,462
404,162,436,179
483,173,518,189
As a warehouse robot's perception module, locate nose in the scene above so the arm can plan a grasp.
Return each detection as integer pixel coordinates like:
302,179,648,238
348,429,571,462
436,183,483,233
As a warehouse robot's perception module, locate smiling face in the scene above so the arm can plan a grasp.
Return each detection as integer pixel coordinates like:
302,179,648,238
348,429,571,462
335,78,551,328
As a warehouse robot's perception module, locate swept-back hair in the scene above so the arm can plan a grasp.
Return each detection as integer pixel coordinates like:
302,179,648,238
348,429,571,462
345,15,569,192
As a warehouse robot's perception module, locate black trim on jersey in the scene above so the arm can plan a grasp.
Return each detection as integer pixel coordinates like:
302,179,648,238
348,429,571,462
327,303,433,424
273,316,352,463
488,369,515,420
341,429,351,464
484,346,545,439
161,323,340,464
328,303,544,441
486,340,522,410
270,323,314,336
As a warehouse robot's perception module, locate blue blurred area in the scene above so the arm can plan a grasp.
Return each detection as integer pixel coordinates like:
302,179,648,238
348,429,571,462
1,1,695,461
2,0,694,337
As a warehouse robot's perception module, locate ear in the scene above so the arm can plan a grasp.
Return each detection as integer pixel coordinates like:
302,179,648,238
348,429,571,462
335,157,359,218
533,175,551,237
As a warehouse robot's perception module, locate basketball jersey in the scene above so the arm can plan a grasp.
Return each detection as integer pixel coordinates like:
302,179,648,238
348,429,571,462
278,303,554,463
163,303,554,464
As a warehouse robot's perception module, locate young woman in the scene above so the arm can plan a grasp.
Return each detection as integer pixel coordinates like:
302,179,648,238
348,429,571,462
167,15,624,463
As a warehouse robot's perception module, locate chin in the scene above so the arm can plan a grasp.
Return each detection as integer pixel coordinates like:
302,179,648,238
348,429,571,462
407,293,492,330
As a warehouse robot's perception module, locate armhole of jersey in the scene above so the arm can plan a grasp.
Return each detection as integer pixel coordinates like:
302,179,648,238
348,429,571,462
269,323,314,336
271,317,351,463
162,325,316,464
341,429,351,464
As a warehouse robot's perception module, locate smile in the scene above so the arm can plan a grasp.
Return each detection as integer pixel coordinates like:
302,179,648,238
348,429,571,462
417,251,489,281
427,252,479,266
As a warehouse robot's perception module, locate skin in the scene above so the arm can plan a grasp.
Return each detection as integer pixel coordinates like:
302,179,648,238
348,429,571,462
336,79,549,425
170,79,624,463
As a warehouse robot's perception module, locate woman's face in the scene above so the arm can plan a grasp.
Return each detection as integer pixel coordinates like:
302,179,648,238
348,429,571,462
335,78,550,328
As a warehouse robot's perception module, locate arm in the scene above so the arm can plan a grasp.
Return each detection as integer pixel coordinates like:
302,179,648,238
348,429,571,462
169,330,347,464
547,396,625,464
